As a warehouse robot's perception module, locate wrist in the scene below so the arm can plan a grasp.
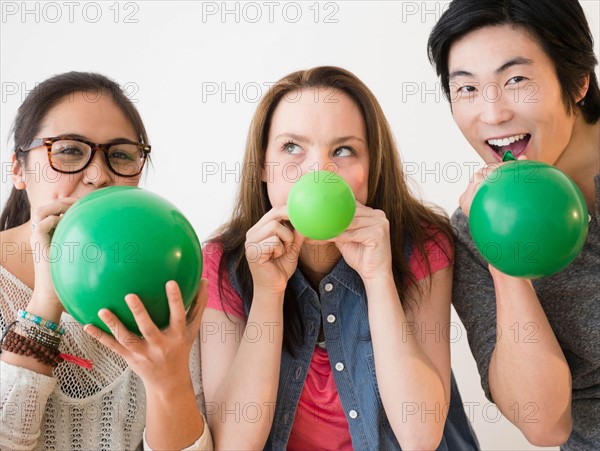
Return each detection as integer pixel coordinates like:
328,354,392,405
253,288,286,304
145,375,196,403
363,270,395,289
489,265,533,286
26,293,64,323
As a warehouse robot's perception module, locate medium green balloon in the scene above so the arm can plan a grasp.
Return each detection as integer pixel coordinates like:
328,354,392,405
469,160,588,278
288,171,356,240
50,186,202,336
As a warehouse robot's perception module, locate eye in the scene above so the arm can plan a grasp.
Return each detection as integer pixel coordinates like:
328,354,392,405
333,146,355,157
457,85,477,94
109,151,134,161
55,146,85,156
506,76,528,86
282,141,302,154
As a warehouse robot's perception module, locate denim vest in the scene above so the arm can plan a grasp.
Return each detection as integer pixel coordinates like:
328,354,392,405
230,255,479,450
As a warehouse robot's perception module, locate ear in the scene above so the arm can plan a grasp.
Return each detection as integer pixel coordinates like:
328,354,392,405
11,154,26,190
576,74,590,104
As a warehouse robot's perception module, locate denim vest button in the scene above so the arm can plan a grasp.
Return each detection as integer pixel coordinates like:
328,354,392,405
284,412,289,423
324,283,334,292
349,409,358,419
308,322,314,334
335,362,344,371
295,366,302,380
326,314,336,323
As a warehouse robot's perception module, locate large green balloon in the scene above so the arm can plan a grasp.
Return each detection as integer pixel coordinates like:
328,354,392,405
469,160,588,278
288,171,356,240
50,186,202,336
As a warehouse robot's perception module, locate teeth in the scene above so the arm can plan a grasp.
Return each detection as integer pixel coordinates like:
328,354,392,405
487,133,527,147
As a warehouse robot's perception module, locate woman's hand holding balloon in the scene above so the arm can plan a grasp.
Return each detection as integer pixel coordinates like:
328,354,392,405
84,280,207,388
245,206,305,296
329,203,393,283
27,197,79,319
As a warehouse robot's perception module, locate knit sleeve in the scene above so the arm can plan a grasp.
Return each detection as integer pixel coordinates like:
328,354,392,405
0,360,57,450
451,208,498,401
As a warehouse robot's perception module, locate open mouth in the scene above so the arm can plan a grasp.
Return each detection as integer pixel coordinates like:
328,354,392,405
486,133,531,159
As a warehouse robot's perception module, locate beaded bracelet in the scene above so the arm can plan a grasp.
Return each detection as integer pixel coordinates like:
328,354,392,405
0,323,63,367
16,319,63,347
17,310,65,335
24,325,62,350
1,322,93,369
18,319,63,339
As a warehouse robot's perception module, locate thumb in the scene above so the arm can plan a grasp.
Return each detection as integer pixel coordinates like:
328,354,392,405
287,229,305,258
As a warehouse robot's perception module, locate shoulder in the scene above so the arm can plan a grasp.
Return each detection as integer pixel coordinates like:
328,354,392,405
409,223,453,281
201,240,246,320
450,206,469,232
202,241,224,267
0,227,33,290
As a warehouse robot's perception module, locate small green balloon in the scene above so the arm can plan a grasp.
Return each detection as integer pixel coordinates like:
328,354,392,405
50,186,202,336
287,171,356,240
469,160,588,278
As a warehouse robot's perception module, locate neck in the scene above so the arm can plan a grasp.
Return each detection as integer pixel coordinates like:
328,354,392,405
298,242,341,288
554,114,600,208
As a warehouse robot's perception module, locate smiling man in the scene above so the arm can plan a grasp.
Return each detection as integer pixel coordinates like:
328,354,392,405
428,0,600,450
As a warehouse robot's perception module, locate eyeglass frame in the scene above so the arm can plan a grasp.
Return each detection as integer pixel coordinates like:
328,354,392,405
17,136,152,177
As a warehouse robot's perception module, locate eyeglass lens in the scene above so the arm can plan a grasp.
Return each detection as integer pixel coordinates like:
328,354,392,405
50,139,144,175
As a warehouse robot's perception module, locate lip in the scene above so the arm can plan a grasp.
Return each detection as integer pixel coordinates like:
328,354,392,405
485,132,529,141
485,133,531,162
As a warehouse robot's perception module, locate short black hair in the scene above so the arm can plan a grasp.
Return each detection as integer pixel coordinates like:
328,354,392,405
427,0,599,124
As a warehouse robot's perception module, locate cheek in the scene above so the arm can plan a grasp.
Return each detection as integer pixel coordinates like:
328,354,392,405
345,167,369,204
451,106,474,136
264,164,297,207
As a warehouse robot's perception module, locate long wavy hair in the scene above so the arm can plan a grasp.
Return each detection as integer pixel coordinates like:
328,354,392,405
212,66,453,353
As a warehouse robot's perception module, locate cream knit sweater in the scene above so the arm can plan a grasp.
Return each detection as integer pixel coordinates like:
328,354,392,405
0,266,211,450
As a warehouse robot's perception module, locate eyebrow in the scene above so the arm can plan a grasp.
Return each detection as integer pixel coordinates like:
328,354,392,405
57,133,136,144
274,133,365,145
449,57,534,80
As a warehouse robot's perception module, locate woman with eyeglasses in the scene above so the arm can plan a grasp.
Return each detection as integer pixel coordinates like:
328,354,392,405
0,72,212,450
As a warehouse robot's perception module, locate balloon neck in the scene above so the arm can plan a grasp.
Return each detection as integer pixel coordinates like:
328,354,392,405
502,150,517,162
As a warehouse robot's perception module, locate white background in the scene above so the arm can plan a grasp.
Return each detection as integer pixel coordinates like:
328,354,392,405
1,1,598,449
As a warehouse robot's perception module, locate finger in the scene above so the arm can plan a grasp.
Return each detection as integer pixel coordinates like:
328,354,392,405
258,236,285,263
92,308,144,349
166,280,187,332
287,230,306,258
247,220,294,247
247,206,290,233
343,214,388,232
31,197,79,224
83,323,129,356
186,279,208,333
121,294,164,342
30,215,61,243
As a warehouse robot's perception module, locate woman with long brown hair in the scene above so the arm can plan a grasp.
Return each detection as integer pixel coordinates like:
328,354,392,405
201,66,478,450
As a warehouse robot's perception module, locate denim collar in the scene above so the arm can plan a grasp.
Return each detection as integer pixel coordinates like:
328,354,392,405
287,257,366,299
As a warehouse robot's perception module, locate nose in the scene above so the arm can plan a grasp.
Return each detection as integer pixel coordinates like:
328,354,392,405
479,86,513,125
83,151,112,188
304,149,337,174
